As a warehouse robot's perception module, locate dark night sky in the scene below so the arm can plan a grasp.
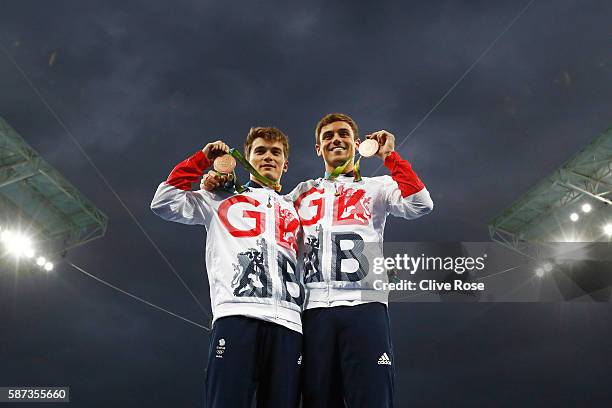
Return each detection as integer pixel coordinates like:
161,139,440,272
2,1,612,406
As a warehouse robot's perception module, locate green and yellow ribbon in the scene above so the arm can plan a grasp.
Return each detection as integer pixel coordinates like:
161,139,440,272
327,154,363,182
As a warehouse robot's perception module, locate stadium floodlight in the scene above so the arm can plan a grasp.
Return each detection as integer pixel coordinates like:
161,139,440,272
1,118,108,260
44,262,54,272
604,224,612,237
4,232,33,258
535,267,545,278
569,213,579,222
581,203,592,213
36,256,46,266
489,126,612,255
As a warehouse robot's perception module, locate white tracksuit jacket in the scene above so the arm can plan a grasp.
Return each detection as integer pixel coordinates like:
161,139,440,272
288,151,433,310
150,151,304,333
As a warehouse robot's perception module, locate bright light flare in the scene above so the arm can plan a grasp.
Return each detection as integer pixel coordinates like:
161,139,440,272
542,263,553,272
1,227,53,270
604,224,612,237
4,233,33,258
24,247,35,258
1,230,13,243
581,203,592,213
569,213,579,222
535,267,545,278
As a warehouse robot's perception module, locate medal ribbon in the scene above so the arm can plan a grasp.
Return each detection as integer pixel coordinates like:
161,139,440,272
327,154,363,182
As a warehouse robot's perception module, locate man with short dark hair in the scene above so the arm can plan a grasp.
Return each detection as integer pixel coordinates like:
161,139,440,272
290,113,434,408
151,127,304,408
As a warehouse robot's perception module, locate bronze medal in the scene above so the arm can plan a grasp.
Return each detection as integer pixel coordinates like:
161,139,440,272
213,154,236,174
358,139,379,157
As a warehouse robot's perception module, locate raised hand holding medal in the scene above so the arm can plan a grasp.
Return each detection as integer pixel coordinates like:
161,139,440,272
364,130,395,160
328,130,395,183
201,141,232,191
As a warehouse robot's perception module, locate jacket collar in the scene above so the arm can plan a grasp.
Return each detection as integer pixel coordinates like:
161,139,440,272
324,171,354,179
245,180,263,189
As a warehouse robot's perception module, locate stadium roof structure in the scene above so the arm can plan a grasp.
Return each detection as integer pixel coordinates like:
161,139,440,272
0,117,108,259
489,127,612,257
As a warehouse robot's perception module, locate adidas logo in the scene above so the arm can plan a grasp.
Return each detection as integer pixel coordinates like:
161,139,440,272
377,353,392,365
297,355,302,366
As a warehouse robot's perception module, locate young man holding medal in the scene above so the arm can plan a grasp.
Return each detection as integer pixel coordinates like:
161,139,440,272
151,127,304,408
290,113,434,408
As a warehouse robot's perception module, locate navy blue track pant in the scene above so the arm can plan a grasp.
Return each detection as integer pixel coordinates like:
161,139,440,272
302,303,395,408
205,316,302,408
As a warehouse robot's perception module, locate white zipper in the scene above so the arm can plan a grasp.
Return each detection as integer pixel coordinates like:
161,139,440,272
325,179,334,306
266,190,279,320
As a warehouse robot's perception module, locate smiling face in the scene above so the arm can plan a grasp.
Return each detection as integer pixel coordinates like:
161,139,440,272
316,121,360,173
248,137,288,183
